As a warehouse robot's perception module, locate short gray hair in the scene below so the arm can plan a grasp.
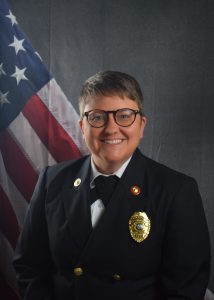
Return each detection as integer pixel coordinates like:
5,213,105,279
79,70,144,115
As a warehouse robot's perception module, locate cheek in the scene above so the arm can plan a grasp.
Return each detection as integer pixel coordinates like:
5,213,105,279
130,124,144,139
79,120,93,140
81,126,100,144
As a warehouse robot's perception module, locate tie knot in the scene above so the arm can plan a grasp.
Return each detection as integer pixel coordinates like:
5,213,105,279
95,175,118,187
93,175,119,206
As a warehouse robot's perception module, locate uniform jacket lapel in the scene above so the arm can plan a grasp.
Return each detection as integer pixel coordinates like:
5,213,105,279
47,149,149,268
76,149,149,263
50,156,93,257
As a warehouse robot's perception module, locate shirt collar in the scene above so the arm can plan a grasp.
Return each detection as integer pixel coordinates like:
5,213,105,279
90,156,132,188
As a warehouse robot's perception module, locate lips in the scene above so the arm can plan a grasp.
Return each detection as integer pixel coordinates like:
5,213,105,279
102,139,124,144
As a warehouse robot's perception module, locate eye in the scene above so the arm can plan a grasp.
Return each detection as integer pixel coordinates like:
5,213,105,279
91,115,102,121
88,113,105,122
117,110,133,119
119,113,131,119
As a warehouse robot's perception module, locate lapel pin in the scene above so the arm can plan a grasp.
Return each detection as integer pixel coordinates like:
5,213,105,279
74,178,81,187
129,212,151,243
130,185,141,196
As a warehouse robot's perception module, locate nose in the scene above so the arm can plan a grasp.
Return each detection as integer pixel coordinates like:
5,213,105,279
104,113,118,133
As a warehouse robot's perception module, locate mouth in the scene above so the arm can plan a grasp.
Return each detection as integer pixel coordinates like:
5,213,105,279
101,139,124,144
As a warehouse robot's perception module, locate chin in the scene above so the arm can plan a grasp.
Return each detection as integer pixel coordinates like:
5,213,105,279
104,155,126,166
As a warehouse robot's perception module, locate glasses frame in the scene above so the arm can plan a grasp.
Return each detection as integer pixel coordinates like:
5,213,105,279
83,108,142,128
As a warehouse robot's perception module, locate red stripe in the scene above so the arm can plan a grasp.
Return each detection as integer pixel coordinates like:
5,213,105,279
23,94,82,162
0,186,20,249
0,130,38,202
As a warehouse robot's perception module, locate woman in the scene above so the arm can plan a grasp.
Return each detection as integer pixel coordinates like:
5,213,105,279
14,70,210,300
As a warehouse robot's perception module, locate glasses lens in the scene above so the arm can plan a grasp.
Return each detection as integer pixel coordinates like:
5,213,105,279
87,110,106,127
115,109,136,126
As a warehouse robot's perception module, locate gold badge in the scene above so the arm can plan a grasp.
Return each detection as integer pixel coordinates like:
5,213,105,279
129,212,151,243
130,185,141,196
74,178,81,187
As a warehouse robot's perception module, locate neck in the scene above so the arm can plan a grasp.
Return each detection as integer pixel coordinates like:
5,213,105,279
91,156,132,176
94,164,120,175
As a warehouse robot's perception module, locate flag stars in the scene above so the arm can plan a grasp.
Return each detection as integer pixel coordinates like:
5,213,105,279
0,91,10,107
6,10,18,26
9,36,26,55
0,63,6,77
11,66,27,85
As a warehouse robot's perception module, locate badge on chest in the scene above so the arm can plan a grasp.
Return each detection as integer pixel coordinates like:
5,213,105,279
129,212,151,243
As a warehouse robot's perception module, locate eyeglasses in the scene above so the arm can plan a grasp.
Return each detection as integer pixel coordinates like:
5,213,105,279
83,108,142,128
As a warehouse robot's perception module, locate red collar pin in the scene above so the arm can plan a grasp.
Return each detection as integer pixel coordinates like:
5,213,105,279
130,185,141,196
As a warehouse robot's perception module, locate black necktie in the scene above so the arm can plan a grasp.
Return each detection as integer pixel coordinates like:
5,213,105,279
91,175,119,207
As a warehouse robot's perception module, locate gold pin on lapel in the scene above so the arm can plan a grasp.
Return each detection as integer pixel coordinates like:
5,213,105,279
129,212,151,243
130,185,141,196
74,178,81,187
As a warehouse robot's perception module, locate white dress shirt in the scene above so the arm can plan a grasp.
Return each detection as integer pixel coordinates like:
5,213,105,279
90,157,132,228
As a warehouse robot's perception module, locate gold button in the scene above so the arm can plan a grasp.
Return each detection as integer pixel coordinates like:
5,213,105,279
113,274,121,281
74,178,81,187
74,267,83,276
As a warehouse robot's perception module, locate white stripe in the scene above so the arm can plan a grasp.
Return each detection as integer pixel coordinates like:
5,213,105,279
8,112,56,172
0,231,18,294
0,152,28,228
37,78,89,155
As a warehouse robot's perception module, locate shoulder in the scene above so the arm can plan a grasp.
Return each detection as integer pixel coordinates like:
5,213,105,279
41,155,90,187
134,149,197,194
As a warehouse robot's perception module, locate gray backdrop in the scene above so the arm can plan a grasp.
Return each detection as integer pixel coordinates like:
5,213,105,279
10,0,214,291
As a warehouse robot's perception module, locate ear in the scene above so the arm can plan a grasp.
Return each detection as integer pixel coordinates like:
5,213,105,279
79,118,85,136
140,116,147,138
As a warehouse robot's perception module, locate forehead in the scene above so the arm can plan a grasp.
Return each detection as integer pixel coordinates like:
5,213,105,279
83,94,139,112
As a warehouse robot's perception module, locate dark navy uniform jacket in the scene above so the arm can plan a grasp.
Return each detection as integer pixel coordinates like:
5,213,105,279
13,148,210,300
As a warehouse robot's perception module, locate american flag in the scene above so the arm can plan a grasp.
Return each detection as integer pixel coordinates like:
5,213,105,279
0,0,88,298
